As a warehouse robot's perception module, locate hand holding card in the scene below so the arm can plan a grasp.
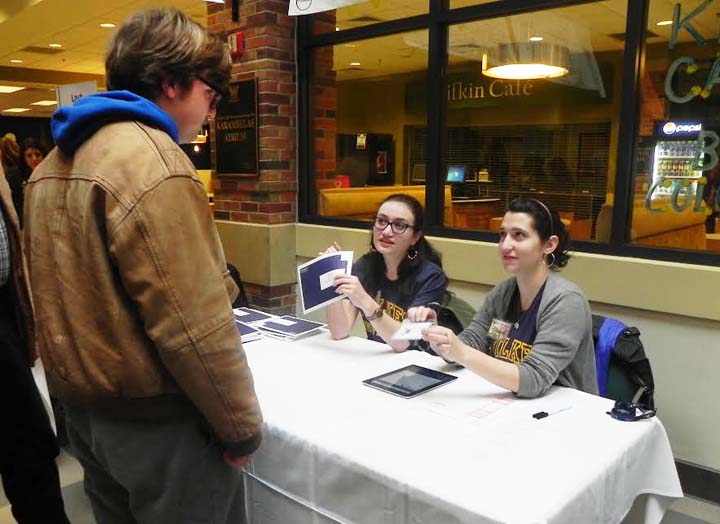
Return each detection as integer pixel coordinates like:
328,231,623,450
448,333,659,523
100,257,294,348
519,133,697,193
390,319,435,341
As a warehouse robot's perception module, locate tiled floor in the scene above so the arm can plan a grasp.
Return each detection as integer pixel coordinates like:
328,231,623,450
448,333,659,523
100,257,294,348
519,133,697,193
1,450,719,524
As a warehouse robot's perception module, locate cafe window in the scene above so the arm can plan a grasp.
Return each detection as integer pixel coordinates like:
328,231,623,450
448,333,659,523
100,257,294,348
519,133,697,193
312,30,429,221
630,0,720,254
301,0,719,265
313,1,427,35
439,3,627,241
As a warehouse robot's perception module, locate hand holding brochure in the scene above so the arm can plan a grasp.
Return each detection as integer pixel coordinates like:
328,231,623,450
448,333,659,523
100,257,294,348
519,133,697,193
297,251,353,313
390,319,434,341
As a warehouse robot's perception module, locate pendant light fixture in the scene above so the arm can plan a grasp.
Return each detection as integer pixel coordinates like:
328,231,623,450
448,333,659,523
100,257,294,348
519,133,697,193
482,41,570,80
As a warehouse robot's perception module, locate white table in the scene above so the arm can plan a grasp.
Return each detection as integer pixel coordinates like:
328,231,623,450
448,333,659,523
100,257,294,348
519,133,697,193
242,333,682,524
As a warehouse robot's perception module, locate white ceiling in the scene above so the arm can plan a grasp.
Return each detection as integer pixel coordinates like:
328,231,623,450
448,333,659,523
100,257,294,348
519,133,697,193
0,0,208,117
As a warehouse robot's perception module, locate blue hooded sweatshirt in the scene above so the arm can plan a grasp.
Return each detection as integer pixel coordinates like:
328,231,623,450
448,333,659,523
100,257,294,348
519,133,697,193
51,91,179,155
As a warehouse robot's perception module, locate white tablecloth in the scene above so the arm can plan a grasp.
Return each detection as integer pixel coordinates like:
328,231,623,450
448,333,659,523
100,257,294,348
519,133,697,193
242,333,682,524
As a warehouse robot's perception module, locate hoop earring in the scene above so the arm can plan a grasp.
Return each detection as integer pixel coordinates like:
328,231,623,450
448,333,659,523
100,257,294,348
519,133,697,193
407,245,418,260
544,252,556,267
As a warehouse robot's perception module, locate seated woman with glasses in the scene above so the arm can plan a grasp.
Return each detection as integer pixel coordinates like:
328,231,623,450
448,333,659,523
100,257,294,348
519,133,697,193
408,198,597,398
323,194,448,351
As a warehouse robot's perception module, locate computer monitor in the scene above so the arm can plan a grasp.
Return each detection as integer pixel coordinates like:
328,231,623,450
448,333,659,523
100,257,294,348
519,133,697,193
411,163,426,183
446,166,466,183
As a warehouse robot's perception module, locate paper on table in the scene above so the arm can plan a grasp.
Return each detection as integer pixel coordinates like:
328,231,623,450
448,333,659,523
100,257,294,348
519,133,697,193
390,319,434,341
271,318,298,327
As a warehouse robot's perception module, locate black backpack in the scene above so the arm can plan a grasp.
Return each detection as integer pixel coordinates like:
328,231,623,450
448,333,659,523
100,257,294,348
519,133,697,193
436,291,476,334
591,314,655,409
227,263,249,309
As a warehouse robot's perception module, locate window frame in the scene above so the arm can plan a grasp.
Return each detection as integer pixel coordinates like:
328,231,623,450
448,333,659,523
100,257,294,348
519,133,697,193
297,0,720,265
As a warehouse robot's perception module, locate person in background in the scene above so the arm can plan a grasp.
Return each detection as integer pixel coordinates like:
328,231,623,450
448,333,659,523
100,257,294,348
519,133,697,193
408,198,597,398
324,193,448,351
0,165,70,523
5,137,47,227
0,133,20,174
703,163,720,233
23,8,261,523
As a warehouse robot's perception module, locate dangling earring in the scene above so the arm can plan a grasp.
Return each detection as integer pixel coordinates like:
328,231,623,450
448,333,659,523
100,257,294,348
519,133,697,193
407,245,418,260
543,252,556,267
370,241,377,253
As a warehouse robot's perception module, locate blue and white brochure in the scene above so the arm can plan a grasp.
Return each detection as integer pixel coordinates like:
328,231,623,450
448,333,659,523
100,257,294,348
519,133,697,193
235,320,263,343
259,316,326,340
233,307,275,324
297,251,353,314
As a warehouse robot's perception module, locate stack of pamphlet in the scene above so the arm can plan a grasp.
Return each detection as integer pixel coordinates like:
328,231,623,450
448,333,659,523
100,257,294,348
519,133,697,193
232,307,326,342
257,315,326,340
232,307,274,343
234,320,263,344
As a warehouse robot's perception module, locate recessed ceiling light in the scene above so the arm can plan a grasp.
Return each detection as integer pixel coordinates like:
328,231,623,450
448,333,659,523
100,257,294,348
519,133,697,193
48,43,63,48
100,23,116,28
31,100,58,106
656,20,673,26
2,108,31,113
0,86,26,93
10,59,23,64
350,61,361,66
529,36,544,42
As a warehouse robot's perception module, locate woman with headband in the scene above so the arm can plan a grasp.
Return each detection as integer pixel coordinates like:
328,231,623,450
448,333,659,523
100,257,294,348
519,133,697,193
408,197,597,398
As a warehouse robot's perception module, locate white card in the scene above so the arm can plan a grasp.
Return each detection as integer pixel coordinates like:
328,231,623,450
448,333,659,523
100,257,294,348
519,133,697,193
319,268,346,290
390,320,434,341
271,318,298,327
233,309,250,318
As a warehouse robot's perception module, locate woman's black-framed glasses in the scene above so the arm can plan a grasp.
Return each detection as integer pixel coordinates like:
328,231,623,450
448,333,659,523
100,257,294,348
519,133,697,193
373,216,414,234
196,75,224,111
607,400,656,421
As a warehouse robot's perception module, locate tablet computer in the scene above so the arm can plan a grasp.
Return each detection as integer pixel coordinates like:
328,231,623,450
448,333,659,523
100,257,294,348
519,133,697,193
362,365,457,398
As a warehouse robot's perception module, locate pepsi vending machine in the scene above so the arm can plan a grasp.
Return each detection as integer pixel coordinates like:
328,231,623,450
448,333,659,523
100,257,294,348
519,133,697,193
652,121,703,196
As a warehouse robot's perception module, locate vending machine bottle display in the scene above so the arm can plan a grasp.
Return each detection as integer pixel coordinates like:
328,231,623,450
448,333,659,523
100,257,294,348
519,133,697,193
651,122,703,197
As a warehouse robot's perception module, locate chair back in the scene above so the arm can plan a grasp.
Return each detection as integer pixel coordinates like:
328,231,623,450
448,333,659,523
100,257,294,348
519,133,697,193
592,314,655,408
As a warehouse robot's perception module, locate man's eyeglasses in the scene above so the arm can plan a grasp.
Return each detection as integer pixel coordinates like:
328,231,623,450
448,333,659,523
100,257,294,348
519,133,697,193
373,216,414,234
607,400,657,421
196,75,224,111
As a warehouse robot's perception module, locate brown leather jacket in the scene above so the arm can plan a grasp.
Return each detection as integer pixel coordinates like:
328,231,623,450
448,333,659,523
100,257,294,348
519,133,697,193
23,121,262,456
0,166,36,362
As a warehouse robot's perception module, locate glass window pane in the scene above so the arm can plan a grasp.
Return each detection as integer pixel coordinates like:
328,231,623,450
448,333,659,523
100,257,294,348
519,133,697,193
450,0,495,9
314,1,428,35
631,0,719,253
439,1,626,241
312,31,429,221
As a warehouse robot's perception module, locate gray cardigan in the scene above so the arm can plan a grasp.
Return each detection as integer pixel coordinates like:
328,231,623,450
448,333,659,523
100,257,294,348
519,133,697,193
459,272,598,398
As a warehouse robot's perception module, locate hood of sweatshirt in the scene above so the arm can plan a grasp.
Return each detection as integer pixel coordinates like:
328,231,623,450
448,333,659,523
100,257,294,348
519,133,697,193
51,90,179,155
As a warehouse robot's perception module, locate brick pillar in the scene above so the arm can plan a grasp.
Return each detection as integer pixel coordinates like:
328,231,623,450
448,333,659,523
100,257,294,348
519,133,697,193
312,12,337,186
208,1,297,314
639,71,667,137
313,45,337,185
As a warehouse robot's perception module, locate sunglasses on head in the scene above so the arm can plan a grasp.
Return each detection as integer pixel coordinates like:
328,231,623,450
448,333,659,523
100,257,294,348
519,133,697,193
607,400,656,421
